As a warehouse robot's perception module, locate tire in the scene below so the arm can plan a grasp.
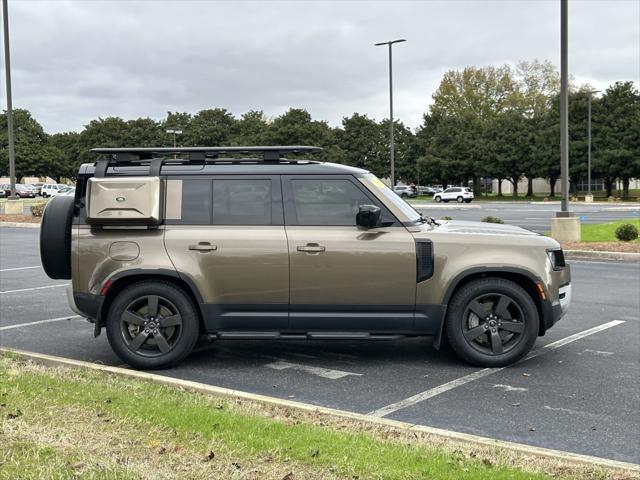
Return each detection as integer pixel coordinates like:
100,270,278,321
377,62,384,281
106,281,200,370
401,193,408,198
445,278,539,367
435,196,442,203
457,196,463,203
40,195,74,279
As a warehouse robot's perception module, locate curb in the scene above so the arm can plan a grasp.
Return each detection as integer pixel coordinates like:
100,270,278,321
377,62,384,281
2,347,638,476
565,249,640,263
0,221,40,228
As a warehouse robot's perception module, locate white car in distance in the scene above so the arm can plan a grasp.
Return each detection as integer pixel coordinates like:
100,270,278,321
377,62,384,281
433,187,474,203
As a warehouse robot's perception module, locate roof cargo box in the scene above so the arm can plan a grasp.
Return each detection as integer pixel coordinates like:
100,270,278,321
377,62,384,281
86,177,162,225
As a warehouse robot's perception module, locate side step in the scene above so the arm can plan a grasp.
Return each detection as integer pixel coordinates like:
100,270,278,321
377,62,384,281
212,332,406,341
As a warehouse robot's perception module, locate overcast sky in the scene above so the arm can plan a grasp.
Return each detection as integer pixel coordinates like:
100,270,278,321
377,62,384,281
1,0,638,134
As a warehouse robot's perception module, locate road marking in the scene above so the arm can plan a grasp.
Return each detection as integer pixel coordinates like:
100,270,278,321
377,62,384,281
368,320,625,417
0,315,82,331
578,349,614,357
493,384,528,392
0,284,68,294
264,359,362,380
0,265,41,272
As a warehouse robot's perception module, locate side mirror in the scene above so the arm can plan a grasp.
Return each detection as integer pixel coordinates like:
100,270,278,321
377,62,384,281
356,204,382,229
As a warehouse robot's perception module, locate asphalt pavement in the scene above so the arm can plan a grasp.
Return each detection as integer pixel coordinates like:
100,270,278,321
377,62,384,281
1,225,639,464
410,200,639,233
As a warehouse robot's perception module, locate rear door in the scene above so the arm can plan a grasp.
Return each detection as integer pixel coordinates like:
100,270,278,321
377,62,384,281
282,175,417,332
163,175,289,331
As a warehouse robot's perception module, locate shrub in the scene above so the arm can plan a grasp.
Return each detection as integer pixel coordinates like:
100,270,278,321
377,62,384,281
481,215,504,224
440,216,452,221
615,223,639,242
31,202,47,217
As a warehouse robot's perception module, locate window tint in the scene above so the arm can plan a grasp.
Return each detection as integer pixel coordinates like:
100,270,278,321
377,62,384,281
178,179,212,224
289,179,377,226
212,179,271,225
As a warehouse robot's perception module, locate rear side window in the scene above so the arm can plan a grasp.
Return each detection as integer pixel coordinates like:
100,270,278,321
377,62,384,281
171,179,212,224
212,179,271,225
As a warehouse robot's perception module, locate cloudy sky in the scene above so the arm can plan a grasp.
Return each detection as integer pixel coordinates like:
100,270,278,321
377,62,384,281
1,0,638,134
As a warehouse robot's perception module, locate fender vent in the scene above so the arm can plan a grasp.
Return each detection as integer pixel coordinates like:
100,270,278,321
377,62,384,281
416,239,434,282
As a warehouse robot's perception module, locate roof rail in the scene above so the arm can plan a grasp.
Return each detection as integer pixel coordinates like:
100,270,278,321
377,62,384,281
91,146,323,162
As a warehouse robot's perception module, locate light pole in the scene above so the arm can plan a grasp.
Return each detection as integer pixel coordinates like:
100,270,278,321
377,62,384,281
375,38,405,187
558,0,571,217
586,89,600,196
165,128,182,158
2,0,17,200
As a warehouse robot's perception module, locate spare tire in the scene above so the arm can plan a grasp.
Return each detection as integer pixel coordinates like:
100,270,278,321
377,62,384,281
40,195,74,279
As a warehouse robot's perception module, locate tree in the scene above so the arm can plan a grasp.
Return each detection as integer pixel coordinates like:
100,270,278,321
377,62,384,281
231,110,269,146
185,108,236,146
595,81,640,198
337,113,386,174
487,110,529,197
0,109,58,179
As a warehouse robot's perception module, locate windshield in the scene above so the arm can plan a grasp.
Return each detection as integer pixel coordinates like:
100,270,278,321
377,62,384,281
363,173,422,223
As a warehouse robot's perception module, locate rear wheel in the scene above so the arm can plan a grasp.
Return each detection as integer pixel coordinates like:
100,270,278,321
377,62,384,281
106,281,200,369
445,278,539,367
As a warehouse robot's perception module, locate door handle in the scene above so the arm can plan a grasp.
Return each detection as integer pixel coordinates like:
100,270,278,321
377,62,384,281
297,244,326,254
189,242,217,252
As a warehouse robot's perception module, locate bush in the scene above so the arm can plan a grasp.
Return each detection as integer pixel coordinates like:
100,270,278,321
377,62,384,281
615,223,639,242
440,216,452,221
481,215,504,224
30,202,47,217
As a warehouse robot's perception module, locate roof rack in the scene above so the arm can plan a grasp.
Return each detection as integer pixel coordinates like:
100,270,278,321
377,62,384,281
91,146,323,162
90,146,324,178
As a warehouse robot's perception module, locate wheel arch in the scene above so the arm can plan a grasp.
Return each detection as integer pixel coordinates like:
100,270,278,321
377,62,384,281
435,266,547,349
98,269,206,333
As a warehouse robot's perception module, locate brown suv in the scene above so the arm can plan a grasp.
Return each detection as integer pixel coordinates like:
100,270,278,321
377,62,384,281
40,146,571,370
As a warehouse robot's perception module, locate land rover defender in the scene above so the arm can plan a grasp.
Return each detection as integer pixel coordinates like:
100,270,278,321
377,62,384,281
40,146,571,369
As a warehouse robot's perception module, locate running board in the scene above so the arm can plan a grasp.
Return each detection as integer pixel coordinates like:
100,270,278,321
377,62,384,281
212,332,406,341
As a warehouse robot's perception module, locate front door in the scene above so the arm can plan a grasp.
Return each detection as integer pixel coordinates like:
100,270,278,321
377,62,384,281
164,175,289,331
282,175,417,331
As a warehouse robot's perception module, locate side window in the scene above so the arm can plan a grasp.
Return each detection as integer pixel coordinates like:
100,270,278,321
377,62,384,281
212,179,272,225
166,179,212,225
288,178,385,226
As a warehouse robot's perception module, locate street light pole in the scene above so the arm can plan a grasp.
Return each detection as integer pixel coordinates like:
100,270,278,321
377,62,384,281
586,89,600,196
375,38,406,187
165,128,182,159
2,0,17,200
558,0,570,217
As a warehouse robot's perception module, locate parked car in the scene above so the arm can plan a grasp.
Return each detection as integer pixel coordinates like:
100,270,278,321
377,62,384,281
39,145,571,371
58,187,76,197
0,183,37,198
393,185,417,198
41,184,68,197
434,187,474,203
29,183,45,196
0,188,5,198
417,186,437,195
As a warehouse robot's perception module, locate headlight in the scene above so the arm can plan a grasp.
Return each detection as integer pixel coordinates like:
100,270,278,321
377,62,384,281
547,249,566,270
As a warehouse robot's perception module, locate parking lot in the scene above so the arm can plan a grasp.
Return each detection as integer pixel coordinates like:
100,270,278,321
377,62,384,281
1,225,639,464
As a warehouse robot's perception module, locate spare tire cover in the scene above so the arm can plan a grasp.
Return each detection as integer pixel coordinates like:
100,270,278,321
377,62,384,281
40,195,74,279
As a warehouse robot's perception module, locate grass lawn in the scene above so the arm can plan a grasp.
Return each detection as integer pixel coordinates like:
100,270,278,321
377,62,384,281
410,190,640,203
0,355,621,480
581,219,640,243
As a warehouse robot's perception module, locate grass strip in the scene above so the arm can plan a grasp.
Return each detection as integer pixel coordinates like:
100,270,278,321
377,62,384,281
0,355,626,480
579,219,640,243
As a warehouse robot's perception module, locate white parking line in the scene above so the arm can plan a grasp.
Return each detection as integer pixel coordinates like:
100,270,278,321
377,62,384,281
368,320,625,417
0,284,68,294
264,359,362,379
0,315,82,331
0,266,41,272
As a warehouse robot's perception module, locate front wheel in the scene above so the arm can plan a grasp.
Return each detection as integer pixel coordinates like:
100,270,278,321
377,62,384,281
457,196,464,203
435,196,442,203
106,281,200,369
445,278,539,367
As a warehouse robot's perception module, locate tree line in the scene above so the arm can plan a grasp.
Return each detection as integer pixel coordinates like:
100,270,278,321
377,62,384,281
1,60,638,198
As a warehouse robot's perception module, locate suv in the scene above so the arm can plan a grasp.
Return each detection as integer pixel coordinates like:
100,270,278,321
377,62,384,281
434,187,474,203
41,183,67,197
393,185,417,198
40,146,571,370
